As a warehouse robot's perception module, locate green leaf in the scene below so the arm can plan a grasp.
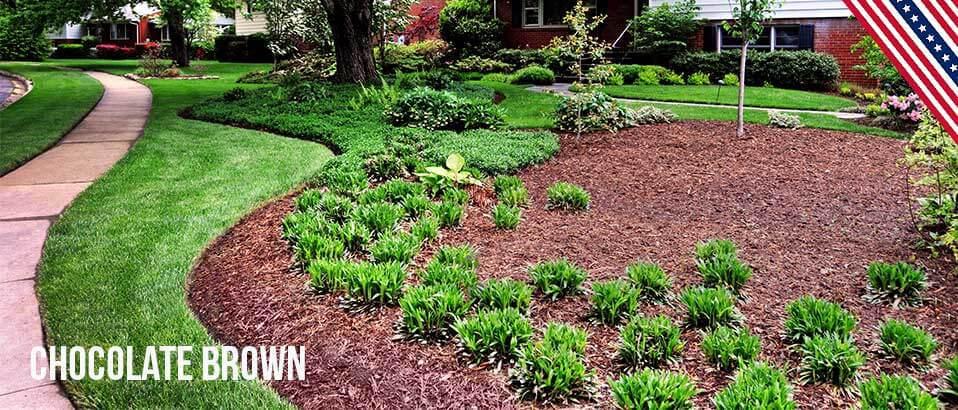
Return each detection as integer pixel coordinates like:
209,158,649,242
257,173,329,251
446,153,465,173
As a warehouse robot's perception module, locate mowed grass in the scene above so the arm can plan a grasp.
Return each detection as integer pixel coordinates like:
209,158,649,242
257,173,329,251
473,80,560,129
603,84,858,112
36,60,329,408
0,63,103,174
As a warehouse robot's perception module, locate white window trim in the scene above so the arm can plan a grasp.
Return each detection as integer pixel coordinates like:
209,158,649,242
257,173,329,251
522,0,597,28
110,23,129,40
160,26,170,42
716,25,801,51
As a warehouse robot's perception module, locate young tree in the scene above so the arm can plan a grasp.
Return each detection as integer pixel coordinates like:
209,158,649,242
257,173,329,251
723,0,781,137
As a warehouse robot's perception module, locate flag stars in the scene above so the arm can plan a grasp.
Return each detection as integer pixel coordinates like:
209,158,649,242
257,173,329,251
945,55,951,62
919,25,927,32
903,5,911,12
927,35,936,42
952,65,958,72
911,14,919,22
935,44,943,52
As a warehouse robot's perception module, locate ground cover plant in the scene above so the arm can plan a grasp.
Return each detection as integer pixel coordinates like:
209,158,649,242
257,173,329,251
470,278,533,312
859,375,939,410
680,287,741,329
865,261,927,307
511,323,595,403
546,181,590,211
398,284,471,342
713,362,796,409
783,295,857,343
701,326,761,371
452,308,534,366
528,259,588,299
590,280,641,325
878,319,937,366
608,369,698,409
625,262,672,302
618,314,684,369
798,334,866,389
943,357,958,402
491,204,521,229
601,84,856,111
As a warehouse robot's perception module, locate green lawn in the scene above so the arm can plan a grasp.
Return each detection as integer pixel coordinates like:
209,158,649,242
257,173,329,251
36,59,327,408
474,80,560,129
0,63,103,174
603,84,858,112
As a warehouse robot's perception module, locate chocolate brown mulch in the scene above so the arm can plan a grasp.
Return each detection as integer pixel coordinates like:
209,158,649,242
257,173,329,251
189,121,958,409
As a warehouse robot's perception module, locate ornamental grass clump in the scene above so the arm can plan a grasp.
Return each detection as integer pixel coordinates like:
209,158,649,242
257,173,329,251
353,202,404,237
609,369,698,410
859,375,939,410
702,326,761,371
783,296,857,344
512,323,595,403
798,334,866,389
342,261,408,311
307,259,352,293
618,315,684,369
338,220,372,252
402,194,432,219
865,261,927,308
452,308,534,366
470,279,534,312
697,253,753,296
369,232,421,265
713,362,796,410
529,259,588,300
324,168,369,198
546,182,590,211
679,287,741,330
878,319,937,366
491,204,521,229
295,189,323,212
293,231,346,262
281,210,321,242
419,261,478,290
398,284,471,342
694,238,738,261
625,262,672,303
590,280,641,325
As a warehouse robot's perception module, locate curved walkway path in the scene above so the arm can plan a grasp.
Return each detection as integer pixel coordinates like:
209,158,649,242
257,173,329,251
529,83,868,120
0,71,151,409
0,70,32,110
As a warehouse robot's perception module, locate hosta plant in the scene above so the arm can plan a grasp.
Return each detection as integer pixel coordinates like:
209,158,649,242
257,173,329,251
419,261,478,290
491,204,521,229
619,315,684,369
435,201,465,228
398,284,471,342
625,262,671,303
697,253,752,296
528,259,588,300
679,287,741,330
783,295,857,344
452,308,534,366
702,326,761,371
498,186,529,208
306,259,352,293
353,202,404,237
410,215,439,242
865,261,927,308
512,323,595,403
590,280,641,325
546,182,590,211
609,369,698,410
369,232,421,265
859,374,939,410
714,362,796,410
341,261,407,311
470,278,534,312
798,334,866,389
878,319,937,366
415,153,482,188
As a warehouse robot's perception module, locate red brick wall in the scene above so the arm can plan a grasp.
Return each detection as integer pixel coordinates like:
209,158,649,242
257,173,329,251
496,0,636,48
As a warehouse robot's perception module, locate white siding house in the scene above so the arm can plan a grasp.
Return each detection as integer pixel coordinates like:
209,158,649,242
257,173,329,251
235,1,267,35
649,0,853,20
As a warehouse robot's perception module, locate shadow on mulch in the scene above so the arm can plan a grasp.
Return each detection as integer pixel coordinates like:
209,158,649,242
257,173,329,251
188,121,958,409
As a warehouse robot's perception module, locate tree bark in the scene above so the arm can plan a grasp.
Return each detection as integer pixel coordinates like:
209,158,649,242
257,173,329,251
736,41,748,138
166,7,190,68
321,0,378,83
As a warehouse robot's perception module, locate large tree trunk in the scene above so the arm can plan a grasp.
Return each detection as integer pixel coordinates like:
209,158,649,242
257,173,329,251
166,7,190,68
321,0,378,83
736,41,748,138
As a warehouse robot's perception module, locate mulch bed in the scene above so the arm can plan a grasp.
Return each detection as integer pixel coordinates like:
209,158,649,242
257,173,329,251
189,121,958,409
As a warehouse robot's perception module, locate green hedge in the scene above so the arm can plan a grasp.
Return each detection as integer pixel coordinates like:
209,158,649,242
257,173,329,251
670,50,840,90
52,43,89,59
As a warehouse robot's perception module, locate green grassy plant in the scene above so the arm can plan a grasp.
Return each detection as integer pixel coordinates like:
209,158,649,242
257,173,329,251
369,232,421,265
702,326,761,371
452,308,534,365
411,215,439,242
619,315,684,369
590,280,641,325
714,362,795,410
878,319,937,366
798,334,866,388
625,262,671,303
528,259,588,300
491,204,521,229
512,323,594,403
679,287,741,329
859,375,939,410
609,369,698,410
470,278,534,312
865,261,927,308
398,284,471,341
419,261,479,290
783,295,857,344
342,261,407,311
353,202,405,237
546,182,590,211
306,259,352,293
498,186,529,207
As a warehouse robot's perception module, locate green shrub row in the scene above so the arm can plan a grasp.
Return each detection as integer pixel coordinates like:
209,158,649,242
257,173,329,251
670,50,841,90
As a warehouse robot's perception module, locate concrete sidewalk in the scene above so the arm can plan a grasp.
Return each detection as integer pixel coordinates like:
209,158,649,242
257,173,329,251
0,71,151,409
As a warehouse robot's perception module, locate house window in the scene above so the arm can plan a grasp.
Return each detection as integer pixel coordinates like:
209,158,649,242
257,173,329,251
110,23,129,40
719,25,799,51
160,26,170,42
523,0,596,27
84,25,98,37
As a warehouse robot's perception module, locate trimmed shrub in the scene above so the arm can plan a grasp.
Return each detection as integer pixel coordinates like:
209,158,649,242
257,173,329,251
439,0,503,57
714,362,796,410
53,43,87,58
798,334,866,388
702,326,761,371
307,259,352,292
528,259,588,300
671,50,840,90
687,71,710,85
452,308,533,364
591,280,641,325
353,202,404,237
450,55,512,73
394,69,461,90
661,70,685,85
680,287,741,329
609,369,698,410
783,295,857,344
382,40,449,73
342,261,408,310
491,204,521,229
95,44,136,59
625,262,671,303
512,323,594,403
510,65,555,85
697,253,752,296
546,182,590,211
722,73,740,87
480,72,510,83
865,261,927,308
619,315,684,369
768,111,803,129
495,48,548,70
386,87,504,131
859,375,938,410
411,215,440,242
370,232,421,265
471,278,534,312
878,319,937,366
398,284,471,341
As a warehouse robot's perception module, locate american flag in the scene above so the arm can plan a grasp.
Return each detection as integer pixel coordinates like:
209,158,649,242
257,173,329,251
843,0,958,139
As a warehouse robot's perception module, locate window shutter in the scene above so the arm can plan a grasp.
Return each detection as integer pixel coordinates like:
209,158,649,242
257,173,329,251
703,26,717,52
799,24,814,50
512,0,522,28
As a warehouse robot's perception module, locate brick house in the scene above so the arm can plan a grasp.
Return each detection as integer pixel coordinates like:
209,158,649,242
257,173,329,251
494,0,871,85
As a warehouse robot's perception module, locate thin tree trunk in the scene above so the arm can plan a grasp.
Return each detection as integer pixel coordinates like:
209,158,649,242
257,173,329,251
166,7,190,68
736,41,748,138
321,0,378,83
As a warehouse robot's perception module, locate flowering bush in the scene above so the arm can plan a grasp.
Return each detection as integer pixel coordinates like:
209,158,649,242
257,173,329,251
95,44,137,59
881,94,924,123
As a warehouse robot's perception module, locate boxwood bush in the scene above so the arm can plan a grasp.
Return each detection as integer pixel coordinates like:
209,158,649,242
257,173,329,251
510,65,555,85
670,50,840,90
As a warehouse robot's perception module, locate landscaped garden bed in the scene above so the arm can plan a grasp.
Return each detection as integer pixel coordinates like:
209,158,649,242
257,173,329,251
189,121,958,408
